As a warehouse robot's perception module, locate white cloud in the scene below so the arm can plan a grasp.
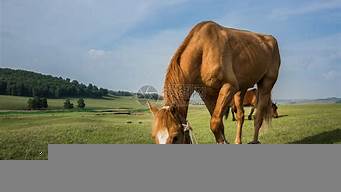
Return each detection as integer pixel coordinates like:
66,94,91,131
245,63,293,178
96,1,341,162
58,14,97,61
1,0,189,91
87,49,113,59
83,28,188,91
272,33,341,99
281,33,341,71
1,0,188,47
271,0,341,19
323,70,340,80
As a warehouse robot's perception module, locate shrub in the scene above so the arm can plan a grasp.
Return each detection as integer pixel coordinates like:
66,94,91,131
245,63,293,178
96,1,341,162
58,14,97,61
27,97,48,110
41,97,48,108
77,98,85,109
63,99,74,109
27,98,34,110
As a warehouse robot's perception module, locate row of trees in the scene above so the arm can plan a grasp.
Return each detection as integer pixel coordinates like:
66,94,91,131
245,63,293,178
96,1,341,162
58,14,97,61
1,68,156,100
108,90,134,96
27,97,86,110
136,93,161,100
63,98,85,109
1,68,109,98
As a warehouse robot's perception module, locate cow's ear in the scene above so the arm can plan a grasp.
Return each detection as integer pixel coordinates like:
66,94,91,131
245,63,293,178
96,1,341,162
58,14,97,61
147,101,159,116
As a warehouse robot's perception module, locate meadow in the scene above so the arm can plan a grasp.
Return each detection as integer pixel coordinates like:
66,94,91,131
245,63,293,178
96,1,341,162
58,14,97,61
0,95,341,160
0,95,142,110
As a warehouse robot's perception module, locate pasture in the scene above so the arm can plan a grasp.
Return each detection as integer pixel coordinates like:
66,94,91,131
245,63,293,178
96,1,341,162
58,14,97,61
0,95,341,159
0,95,141,110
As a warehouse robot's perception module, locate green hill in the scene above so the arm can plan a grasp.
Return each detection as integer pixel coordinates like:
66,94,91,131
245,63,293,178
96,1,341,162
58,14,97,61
0,68,109,98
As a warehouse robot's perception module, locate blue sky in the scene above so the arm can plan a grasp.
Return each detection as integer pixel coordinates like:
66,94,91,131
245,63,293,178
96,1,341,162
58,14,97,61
1,0,341,99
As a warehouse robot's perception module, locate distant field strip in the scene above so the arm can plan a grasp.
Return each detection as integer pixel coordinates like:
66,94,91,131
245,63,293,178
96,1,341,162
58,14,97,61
0,95,143,110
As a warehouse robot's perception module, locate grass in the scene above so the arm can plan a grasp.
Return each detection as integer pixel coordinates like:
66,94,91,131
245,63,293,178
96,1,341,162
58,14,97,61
187,104,341,144
0,95,143,110
0,95,341,159
0,111,154,159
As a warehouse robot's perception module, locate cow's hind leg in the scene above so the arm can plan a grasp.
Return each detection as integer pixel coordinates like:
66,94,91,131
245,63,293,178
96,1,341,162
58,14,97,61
250,77,276,144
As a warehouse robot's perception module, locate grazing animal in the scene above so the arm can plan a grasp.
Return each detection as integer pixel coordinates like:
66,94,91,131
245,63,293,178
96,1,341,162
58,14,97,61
148,21,280,144
225,88,279,121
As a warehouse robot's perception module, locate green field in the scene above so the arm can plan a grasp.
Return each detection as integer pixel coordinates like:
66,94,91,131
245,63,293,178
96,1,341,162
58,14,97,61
0,95,143,110
0,95,341,160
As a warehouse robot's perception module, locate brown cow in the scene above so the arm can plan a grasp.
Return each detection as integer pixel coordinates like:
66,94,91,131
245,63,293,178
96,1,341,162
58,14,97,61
225,88,279,121
148,21,280,144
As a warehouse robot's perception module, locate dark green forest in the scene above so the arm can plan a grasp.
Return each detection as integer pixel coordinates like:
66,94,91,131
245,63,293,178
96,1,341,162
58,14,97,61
0,68,111,98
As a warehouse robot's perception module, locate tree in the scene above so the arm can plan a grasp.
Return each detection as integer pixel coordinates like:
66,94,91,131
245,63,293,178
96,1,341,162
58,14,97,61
27,96,46,110
77,98,85,109
27,98,34,110
41,97,48,109
63,99,74,109
33,96,42,109
16,83,24,96
99,88,108,96
0,81,6,94
71,80,79,86
55,88,61,98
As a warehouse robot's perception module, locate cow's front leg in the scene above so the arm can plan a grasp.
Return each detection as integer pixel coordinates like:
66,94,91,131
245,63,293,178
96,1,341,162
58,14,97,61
210,83,237,144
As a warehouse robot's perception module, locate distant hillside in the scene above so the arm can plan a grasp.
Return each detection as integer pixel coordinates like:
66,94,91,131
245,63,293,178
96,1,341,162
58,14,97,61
276,97,341,104
0,68,109,98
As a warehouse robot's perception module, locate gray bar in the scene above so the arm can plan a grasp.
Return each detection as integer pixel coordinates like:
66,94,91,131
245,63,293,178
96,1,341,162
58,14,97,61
0,144,340,192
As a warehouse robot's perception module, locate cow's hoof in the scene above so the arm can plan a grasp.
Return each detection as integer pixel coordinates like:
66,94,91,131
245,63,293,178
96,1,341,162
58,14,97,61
248,141,261,144
248,116,252,120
